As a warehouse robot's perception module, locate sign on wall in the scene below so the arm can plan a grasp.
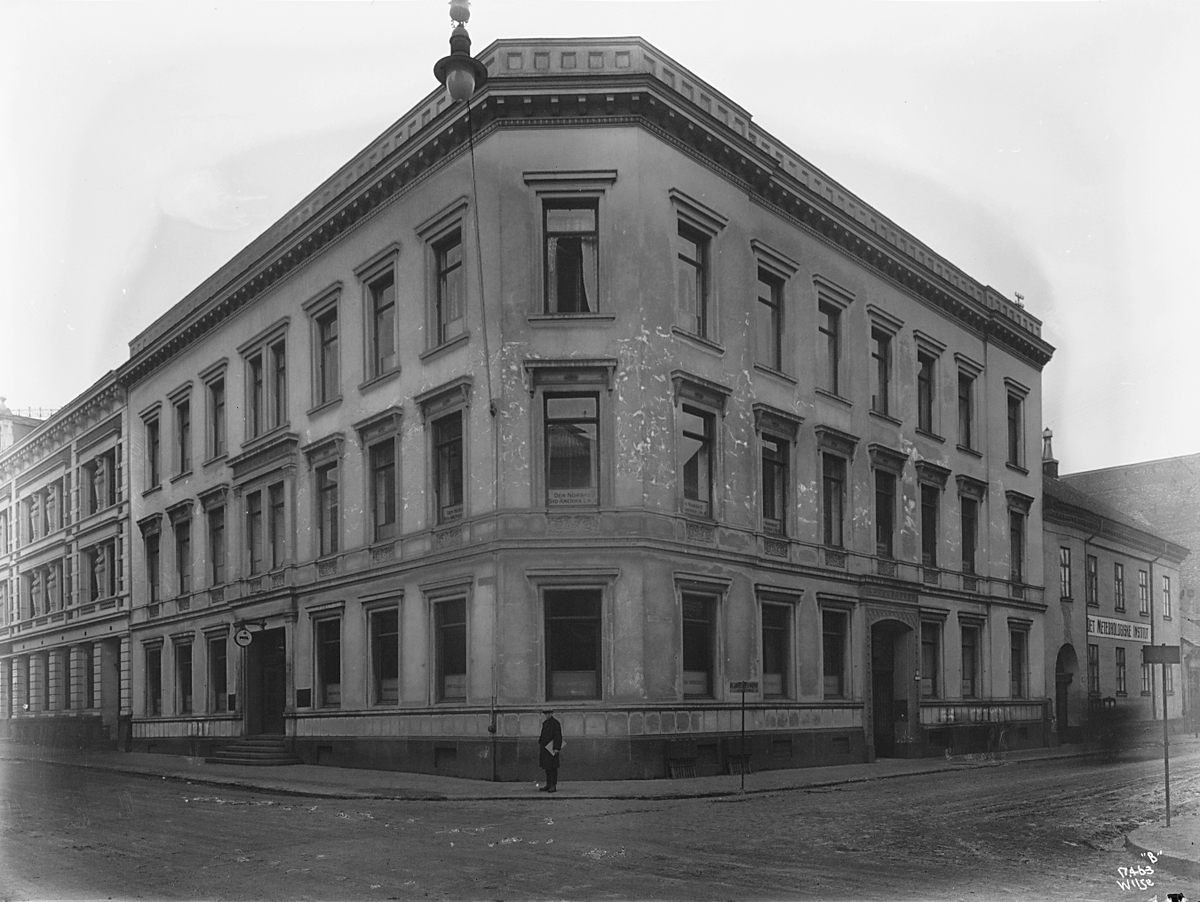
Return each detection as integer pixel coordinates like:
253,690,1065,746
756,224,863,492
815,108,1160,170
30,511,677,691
1086,615,1151,643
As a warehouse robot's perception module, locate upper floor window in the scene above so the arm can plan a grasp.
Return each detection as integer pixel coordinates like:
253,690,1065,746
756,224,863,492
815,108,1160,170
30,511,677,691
760,434,788,536
1060,547,1072,599
434,230,465,345
1114,563,1125,611
368,270,398,378
146,415,161,490
86,538,120,601
1139,569,1149,614
917,351,936,434
1009,510,1026,583
681,406,715,519
870,328,892,416
369,439,397,542
543,201,598,314
960,490,979,575
1162,575,1172,618
242,327,288,440
956,356,982,452
433,412,465,524
756,269,785,372
818,302,841,395
1086,554,1098,606
313,303,340,408
874,470,896,559
174,397,191,475
174,517,191,596
207,506,226,587
822,453,846,548
545,394,600,507
246,482,286,575
920,484,940,568
145,531,160,604
676,222,709,337
316,461,339,558
1004,380,1028,469
83,449,118,516
207,376,226,459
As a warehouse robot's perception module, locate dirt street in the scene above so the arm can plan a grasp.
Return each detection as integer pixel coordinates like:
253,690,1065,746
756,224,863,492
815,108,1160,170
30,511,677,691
1,752,1197,901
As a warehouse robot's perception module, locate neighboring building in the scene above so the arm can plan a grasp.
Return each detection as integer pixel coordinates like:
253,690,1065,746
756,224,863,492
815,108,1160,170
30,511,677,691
1041,434,1188,740
0,374,131,748
1057,453,1199,726
108,36,1054,780
0,398,45,452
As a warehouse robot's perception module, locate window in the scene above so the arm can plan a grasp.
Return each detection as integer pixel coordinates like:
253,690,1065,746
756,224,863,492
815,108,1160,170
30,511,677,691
1087,643,1100,695
1115,647,1127,695
1011,631,1028,699
756,268,784,370
315,618,341,708
245,338,288,439
921,485,939,568
1006,391,1023,467
921,622,940,698
1114,563,1125,611
175,398,191,475
247,492,263,575
316,462,339,558
681,405,714,518
676,222,709,336
208,377,226,458
1165,665,1174,694
1162,575,1172,619
822,610,848,698
681,594,715,698
146,417,161,489
870,328,891,416
1009,511,1025,583
822,454,846,548
917,351,936,433
369,608,400,705
761,603,790,699
545,589,602,700
761,434,788,536
245,482,286,575
83,450,118,515
543,201,598,314
545,394,599,506
208,507,226,586
368,269,397,378
146,646,162,716
957,372,975,450
174,518,191,596
433,412,464,524
1139,570,1149,615
369,440,397,541
818,302,841,395
86,539,118,601
1086,555,1098,606
82,644,95,709
268,483,286,570
209,637,228,712
175,642,193,714
1060,548,1072,599
1142,661,1152,694
434,230,466,345
145,532,161,604
874,470,896,558
314,306,340,406
435,598,467,701
961,625,980,698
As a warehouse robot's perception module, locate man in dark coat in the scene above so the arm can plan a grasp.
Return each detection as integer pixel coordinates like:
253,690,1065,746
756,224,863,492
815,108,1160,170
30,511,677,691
538,709,563,792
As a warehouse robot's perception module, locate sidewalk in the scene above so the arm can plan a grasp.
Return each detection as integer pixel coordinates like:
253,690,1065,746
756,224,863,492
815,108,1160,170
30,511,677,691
4,737,1198,876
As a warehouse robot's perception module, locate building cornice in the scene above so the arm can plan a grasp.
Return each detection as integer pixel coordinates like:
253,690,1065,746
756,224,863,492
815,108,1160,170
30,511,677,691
0,375,123,482
118,37,1053,389
1043,492,1189,564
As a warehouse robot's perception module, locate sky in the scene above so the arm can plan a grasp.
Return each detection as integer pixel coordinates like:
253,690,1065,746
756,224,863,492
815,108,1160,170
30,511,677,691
1,0,1197,475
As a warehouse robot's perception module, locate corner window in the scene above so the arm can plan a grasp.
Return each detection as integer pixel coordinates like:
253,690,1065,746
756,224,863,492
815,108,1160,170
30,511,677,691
822,610,848,698
545,394,600,507
315,618,341,708
369,607,400,705
822,453,846,548
681,406,714,518
434,230,465,345
676,222,709,337
920,622,940,698
543,201,598,314
681,593,715,698
435,597,467,701
544,589,602,700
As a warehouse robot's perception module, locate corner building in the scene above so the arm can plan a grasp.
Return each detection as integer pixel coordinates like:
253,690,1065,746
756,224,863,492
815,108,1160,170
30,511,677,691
122,38,1055,779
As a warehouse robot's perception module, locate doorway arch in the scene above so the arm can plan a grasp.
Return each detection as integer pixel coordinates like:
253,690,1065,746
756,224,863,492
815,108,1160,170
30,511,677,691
1055,644,1081,743
870,617,917,757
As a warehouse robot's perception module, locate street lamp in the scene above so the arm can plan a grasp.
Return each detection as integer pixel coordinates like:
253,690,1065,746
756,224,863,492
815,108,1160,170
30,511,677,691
434,0,488,102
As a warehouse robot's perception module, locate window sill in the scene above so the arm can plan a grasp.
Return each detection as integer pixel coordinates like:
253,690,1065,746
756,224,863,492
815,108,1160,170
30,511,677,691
915,428,945,444
528,313,616,327
359,369,401,394
956,444,982,459
420,332,470,363
753,363,797,385
1006,462,1030,476
815,388,852,409
671,326,725,355
869,409,903,427
203,453,228,470
142,484,163,498
307,397,343,418
1060,596,1074,603
169,470,193,485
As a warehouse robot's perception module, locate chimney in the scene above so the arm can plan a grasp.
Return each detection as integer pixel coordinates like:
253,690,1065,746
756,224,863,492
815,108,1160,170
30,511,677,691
1042,427,1059,479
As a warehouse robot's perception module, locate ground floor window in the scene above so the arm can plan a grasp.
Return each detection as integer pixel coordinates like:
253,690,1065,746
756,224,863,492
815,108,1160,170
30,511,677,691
960,626,980,698
175,642,192,714
316,619,341,708
146,646,162,716
1115,647,1126,696
1141,662,1152,695
1087,643,1100,696
920,622,940,698
82,644,95,709
1011,631,1028,699
436,598,467,701
761,603,790,698
822,611,849,698
209,638,227,712
544,589,602,700
682,594,715,698
370,608,400,705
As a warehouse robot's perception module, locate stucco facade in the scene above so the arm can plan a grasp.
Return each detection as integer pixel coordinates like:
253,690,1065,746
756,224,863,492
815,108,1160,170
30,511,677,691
0,374,131,748
109,38,1056,779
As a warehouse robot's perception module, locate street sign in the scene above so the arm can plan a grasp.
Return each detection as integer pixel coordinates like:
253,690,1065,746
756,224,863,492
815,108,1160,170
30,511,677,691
234,628,254,648
729,680,759,693
1142,645,1180,665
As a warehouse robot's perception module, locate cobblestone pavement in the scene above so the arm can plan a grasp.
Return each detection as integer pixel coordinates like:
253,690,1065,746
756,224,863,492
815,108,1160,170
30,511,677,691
2,743,1198,901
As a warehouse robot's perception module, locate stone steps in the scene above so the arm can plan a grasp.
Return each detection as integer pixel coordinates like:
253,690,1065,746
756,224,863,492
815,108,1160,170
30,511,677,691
205,735,302,767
